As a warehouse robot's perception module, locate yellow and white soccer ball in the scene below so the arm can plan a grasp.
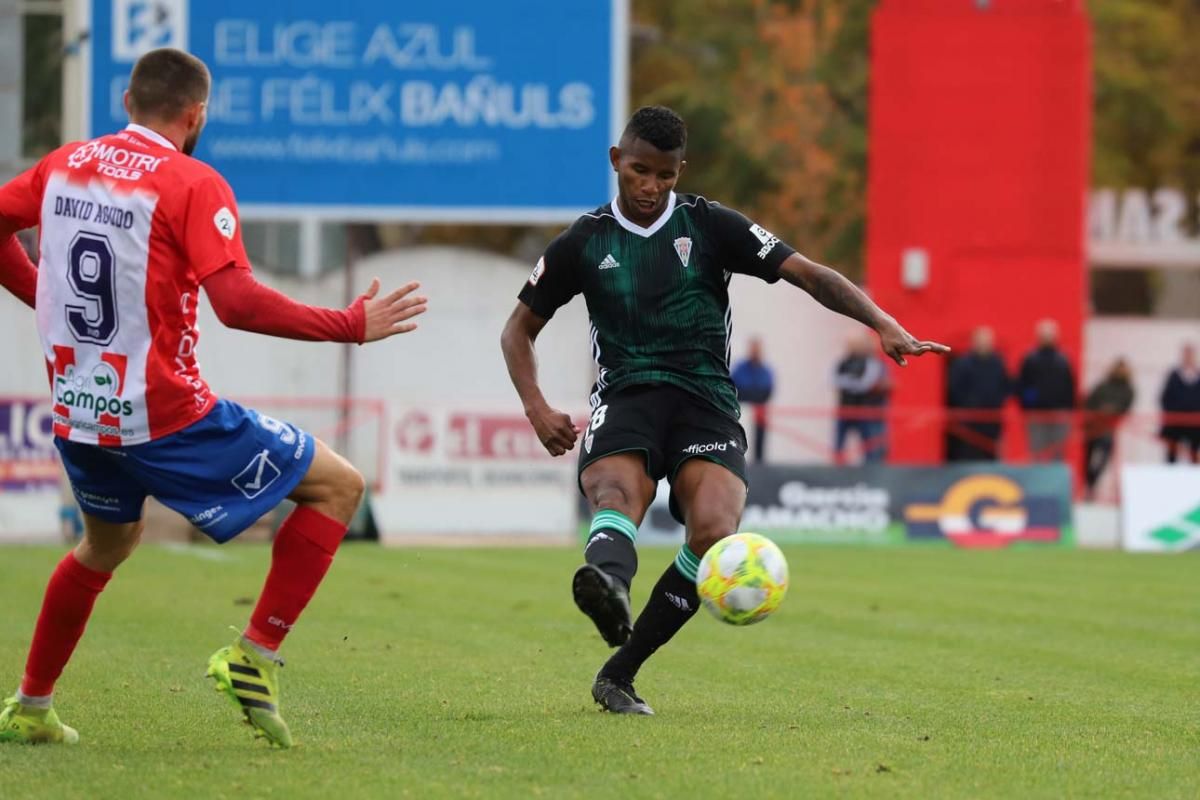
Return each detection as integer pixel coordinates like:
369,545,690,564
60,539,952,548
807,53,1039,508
696,533,789,625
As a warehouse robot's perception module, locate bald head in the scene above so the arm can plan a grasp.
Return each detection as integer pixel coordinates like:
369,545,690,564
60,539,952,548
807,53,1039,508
748,337,764,362
972,326,995,355
1036,319,1059,347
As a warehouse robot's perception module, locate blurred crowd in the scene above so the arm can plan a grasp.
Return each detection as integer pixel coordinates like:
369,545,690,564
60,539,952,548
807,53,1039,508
731,323,1200,493
940,321,1200,493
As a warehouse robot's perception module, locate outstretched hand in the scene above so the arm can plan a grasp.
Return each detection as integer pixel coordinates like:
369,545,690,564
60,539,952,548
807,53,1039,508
359,279,428,342
877,320,951,366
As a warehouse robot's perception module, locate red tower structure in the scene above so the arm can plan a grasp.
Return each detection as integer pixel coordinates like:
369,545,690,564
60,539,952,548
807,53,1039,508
866,0,1092,463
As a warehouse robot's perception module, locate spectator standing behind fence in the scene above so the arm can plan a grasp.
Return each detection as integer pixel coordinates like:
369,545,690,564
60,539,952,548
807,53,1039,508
1159,343,1200,464
834,333,889,463
731,338,774,464
1083,358,1135,496
1017,319,1075,461
947,326,1010,461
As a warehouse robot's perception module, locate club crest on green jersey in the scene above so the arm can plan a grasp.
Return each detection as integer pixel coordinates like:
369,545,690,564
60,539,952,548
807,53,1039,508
673,236,693,268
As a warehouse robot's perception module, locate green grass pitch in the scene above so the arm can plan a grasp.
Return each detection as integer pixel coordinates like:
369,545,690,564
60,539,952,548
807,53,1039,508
1,543,1196,799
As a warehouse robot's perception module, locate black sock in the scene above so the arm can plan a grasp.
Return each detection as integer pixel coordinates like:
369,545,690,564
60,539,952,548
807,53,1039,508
600,547,700,682
585,509,639,590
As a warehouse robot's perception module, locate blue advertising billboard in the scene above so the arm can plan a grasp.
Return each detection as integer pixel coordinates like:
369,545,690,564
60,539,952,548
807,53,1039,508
84,1,627,221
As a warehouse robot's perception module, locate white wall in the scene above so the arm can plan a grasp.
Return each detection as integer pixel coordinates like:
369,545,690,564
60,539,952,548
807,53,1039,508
347,246,593,408
726,274,860,463
0,286,47,397
1084,317,1199,467
17,245,1192,472
342,246,862,470
1084,317,1197,415
0,264,344,399
5,241,1194,541
0,244,868,467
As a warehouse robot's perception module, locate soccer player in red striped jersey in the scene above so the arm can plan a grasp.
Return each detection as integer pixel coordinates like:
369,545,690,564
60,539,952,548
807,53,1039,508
0,49,427,747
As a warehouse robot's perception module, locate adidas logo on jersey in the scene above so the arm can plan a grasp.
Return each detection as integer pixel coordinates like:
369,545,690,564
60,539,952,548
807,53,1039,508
598,254,621,270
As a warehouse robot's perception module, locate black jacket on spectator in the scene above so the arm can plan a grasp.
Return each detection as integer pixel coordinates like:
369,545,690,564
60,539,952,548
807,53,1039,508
1017,346,1075,410
835,355,887,407
948,354,1010,419
946,353,1009,460
1159,369,1200,440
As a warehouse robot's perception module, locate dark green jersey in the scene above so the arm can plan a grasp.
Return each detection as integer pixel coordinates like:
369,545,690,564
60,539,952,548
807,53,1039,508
518,193,796,420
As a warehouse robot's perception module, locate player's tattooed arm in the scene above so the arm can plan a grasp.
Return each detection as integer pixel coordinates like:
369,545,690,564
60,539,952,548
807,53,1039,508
779,253,888,329
501,303,581,456
779,253,950,366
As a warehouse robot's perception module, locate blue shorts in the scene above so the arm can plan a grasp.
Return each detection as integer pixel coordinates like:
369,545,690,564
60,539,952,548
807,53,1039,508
56,399,315,543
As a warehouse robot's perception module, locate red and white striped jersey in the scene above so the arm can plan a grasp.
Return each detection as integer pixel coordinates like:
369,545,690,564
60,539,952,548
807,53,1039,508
0,124,251,446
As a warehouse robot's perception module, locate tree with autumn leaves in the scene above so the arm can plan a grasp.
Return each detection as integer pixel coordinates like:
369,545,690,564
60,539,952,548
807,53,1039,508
21,2,1189,272
633,0,1200,281
632,0,871,276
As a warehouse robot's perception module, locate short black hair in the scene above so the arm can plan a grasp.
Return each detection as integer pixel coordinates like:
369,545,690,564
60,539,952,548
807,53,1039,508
621,106,687,153
127,48,210,121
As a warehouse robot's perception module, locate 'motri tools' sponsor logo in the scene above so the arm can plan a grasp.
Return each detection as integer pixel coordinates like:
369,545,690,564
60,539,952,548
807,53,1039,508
67,139,167,181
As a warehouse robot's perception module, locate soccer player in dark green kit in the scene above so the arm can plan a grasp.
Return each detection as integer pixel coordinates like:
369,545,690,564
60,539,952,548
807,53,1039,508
501,106,948,714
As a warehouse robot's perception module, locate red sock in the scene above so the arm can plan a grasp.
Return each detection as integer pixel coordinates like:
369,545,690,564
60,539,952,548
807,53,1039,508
20,552,112,698
244,506,348,651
